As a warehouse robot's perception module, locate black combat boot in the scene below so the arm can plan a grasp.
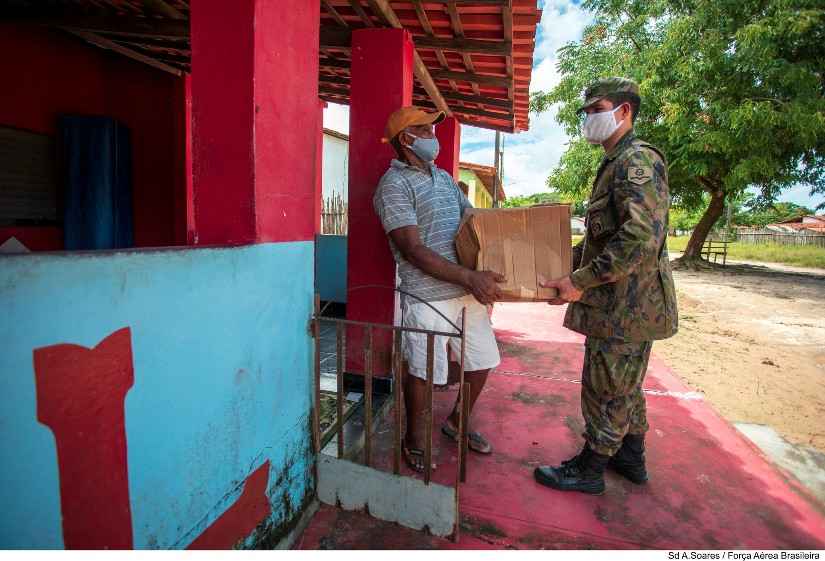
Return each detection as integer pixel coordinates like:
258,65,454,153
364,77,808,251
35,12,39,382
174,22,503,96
607,433,648,484
533,445,609,495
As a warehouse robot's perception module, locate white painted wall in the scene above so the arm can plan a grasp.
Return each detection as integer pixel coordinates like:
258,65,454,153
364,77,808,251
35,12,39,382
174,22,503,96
323,133,349,201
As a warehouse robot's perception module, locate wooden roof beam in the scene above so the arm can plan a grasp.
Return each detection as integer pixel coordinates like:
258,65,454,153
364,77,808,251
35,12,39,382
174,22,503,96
415,88,512,109
320,26,352,49
320,26,510,55
366,0,451,115
10,14,188,40
428,0,508,5
503,0,515,105
430,69,509,87
349,0,375,27
416,100,513,122
321,0,349,28
142,0,185,20
319,74,351,86
415,36,509,56
411,0,460,110
446,1,482,97
319,58,351,70
62,29,182,76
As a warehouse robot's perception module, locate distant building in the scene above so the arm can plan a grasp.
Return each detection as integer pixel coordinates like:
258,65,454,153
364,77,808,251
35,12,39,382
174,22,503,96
767,215,825,234
571,216,586,235
459,162,506,208
322,128,349,202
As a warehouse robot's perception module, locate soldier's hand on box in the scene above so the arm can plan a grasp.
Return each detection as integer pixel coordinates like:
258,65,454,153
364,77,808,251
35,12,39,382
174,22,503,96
467,270,505,305
540,276,583,304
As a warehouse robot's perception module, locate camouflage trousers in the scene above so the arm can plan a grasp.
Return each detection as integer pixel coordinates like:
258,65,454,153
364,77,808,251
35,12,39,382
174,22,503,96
581,337,653,456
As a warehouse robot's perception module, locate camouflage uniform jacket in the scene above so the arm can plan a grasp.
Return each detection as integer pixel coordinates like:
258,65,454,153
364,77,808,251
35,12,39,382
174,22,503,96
564,131,679,342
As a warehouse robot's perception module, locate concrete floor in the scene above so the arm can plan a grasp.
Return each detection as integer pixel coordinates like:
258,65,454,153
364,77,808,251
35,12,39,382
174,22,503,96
297,304,825,550
735,423,825,507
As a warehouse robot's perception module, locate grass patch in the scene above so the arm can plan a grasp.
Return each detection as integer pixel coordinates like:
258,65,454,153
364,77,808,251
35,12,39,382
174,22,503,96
667,236,825,269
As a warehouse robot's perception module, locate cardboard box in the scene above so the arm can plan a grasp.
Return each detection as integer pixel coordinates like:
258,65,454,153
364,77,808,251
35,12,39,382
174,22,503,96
455,204,572,301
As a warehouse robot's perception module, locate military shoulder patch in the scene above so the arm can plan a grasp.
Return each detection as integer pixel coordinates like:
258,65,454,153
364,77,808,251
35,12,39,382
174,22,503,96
627,165,653,185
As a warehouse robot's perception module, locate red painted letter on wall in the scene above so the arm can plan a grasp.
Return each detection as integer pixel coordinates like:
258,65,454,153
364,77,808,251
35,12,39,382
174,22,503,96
187,460,272,549
34,328,135,549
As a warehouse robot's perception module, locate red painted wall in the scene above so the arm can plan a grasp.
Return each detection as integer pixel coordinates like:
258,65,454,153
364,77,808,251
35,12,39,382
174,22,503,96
191,0,320,245
435,116,461,181
252,0,320,244
0,227,63,251
0,24,186,249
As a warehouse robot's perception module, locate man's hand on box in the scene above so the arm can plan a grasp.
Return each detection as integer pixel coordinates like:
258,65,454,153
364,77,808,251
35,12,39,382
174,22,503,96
467,270,505,305
540,276,582,305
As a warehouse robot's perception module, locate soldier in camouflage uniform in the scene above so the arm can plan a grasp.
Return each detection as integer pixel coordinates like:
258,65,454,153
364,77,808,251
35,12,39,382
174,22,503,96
534,77,679,495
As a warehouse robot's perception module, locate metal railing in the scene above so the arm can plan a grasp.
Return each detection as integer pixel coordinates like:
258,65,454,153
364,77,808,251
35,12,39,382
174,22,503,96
311,295,471,488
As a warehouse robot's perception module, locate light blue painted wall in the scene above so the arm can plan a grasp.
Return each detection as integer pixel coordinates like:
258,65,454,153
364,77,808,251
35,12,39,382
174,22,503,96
315,235,347,304
0,242,315,549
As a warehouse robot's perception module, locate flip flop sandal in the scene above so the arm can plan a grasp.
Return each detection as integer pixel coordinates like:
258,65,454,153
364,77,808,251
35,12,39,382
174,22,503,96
403,446,437,473
441,423,493,455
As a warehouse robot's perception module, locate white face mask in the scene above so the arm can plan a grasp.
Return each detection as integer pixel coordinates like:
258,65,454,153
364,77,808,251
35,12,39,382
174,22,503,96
582,105,624,144
404,133,440,162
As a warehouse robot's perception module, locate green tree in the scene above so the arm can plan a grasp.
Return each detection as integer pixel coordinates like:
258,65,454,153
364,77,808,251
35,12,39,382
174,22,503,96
670,205,705,233
502,192,562,208
501,191,588,215
530,0,825,267
734,198,814,227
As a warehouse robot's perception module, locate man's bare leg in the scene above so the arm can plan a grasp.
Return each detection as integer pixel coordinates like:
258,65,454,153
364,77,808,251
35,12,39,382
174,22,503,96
402,363,431,471
444,367,491,452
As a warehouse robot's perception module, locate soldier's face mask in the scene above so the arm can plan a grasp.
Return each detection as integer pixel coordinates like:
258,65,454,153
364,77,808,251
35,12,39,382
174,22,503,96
582,104,626,144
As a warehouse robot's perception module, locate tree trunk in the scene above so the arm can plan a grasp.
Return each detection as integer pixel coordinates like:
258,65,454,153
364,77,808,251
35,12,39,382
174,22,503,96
674,183,726,269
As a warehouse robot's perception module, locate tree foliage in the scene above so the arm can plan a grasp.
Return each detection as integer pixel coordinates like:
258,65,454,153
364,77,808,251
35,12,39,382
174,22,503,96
669,205,706,232
531,0,825,264
733,196,814,227
502,191,587,215
670,196,814,232
502,192,562,208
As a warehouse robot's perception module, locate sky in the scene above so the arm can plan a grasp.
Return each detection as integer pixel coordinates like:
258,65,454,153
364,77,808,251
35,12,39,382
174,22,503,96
323,0,824,211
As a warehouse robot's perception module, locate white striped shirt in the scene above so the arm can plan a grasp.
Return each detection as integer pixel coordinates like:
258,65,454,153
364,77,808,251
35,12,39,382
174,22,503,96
373,159,473,302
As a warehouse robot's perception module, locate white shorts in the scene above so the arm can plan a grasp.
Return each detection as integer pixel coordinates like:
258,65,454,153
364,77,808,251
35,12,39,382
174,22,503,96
402,294,501,385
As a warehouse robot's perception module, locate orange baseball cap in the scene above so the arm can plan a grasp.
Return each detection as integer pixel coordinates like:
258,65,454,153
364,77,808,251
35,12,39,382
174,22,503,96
382,106,446,143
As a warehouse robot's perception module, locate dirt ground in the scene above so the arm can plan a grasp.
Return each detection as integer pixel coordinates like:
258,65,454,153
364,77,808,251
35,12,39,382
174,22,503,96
656,260,825,453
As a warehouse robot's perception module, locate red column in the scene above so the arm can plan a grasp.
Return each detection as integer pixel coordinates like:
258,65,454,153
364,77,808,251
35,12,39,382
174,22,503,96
191,0,320,245
346,28,414,374
435,116,461,181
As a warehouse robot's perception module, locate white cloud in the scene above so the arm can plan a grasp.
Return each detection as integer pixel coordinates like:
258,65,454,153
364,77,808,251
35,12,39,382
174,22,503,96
461,109,573,197
535,0,594,61
324,2,823,210
775,184,825,210
459,0,592,197
321,1,591,200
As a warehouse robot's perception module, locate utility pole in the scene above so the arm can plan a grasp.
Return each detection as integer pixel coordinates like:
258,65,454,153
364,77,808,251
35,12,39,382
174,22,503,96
493,130,501,208
499,150,504,206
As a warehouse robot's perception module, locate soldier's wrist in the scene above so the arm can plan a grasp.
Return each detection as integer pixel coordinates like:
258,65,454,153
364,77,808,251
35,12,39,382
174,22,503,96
570,268,597,291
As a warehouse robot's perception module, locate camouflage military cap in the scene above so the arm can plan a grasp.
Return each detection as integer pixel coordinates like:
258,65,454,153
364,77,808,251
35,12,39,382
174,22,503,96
577,77,640,114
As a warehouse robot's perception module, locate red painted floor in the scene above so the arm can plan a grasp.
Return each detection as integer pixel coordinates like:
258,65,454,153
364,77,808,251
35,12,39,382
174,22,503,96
297,303,825,550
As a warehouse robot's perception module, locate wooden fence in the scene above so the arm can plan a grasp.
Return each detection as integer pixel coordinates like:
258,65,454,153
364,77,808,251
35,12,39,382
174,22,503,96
736,228,825,247
322,193,348,235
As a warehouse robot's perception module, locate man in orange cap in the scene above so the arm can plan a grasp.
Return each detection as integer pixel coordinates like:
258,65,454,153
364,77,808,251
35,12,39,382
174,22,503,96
373,106,505,472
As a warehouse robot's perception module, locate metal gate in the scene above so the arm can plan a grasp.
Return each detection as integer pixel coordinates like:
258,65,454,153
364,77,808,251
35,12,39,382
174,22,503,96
310,295,471,540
